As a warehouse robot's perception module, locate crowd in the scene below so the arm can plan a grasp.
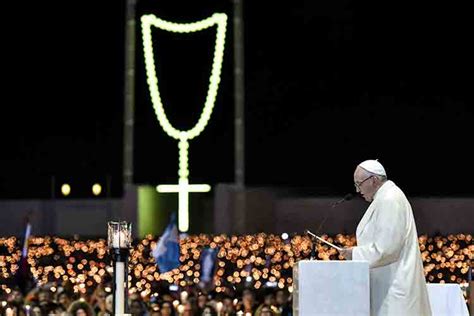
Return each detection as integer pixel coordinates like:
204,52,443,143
0,233,472,315
0,284,292,316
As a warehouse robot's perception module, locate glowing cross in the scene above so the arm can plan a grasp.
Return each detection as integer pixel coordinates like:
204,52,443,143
156,140,211,232
141,13,227,232
157,178,211,229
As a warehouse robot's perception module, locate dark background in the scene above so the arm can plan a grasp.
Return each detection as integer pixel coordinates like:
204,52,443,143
0,0,125,198
1,0,473,199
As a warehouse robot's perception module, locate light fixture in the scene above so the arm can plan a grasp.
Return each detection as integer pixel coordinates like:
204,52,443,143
92,183,102,196
61,184,71,197
107,221,132,315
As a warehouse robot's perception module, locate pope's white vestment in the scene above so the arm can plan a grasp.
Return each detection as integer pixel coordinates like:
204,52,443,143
352,180,432,316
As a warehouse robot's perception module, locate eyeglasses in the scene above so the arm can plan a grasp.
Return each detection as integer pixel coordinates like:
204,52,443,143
354,175,373,190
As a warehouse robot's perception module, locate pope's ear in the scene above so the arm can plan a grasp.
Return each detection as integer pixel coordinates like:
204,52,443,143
373,176,384,185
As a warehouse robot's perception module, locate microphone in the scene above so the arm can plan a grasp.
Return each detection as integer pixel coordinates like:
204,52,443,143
330,193,354,208
313,193,354,237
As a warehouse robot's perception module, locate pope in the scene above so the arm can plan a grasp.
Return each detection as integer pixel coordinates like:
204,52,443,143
340,159,432,316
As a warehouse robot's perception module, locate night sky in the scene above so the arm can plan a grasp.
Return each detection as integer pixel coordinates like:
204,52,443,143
1,0,473,199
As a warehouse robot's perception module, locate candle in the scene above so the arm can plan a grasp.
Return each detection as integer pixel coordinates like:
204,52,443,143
216,301,223,316
108,221,131,249
5,308,13,316
115,262,125,314
177,304,185,315
180,291,188,302
173,300,180,309
25,305,31,316
112,231,128,248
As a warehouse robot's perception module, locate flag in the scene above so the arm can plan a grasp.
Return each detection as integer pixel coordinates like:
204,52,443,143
15,218,35,294
21,221,31,258
200,247,217,285
152,213,180,273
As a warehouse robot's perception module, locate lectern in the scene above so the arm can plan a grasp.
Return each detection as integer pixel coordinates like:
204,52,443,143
293,260,370,315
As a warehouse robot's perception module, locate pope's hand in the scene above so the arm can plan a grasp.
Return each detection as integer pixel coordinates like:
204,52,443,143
340,247,353,260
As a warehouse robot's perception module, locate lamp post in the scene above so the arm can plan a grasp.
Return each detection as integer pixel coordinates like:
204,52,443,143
108,221,132,315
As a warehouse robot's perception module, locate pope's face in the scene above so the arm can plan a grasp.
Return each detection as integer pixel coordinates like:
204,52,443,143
354,167,376,202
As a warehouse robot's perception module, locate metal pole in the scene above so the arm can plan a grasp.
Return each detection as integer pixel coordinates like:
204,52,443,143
233,0,245,189
123,0,136,187
122,0,138,231
233,0,246,233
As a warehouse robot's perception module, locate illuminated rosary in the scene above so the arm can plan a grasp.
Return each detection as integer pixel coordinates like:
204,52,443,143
141,13,227,232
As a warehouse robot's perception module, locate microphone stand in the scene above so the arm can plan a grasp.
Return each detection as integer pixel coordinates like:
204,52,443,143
306,193,353,260
310,236,317,260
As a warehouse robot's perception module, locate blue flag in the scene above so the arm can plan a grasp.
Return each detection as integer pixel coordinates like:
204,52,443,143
200,247,217,283
199,247,217,290
16,218,36,294
152,214,180,273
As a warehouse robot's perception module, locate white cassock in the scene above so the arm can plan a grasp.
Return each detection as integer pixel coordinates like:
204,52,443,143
352,180,432,316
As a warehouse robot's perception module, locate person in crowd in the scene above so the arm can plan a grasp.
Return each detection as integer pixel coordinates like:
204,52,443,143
130,298,149,316
37,288,52,307
97,294,113,316
201,304,217,316
222,295,235,316
197,293,208,314
275,289,291,316
240,289,257,314
45,301,65,315
255,290,276,316
159,301,176,316
30,305,43,316
182,297,198,316
149,310,162,316
256,304,278,316
57,290,73,311
67,299,96,316
90,285,108,315
148,296,161,316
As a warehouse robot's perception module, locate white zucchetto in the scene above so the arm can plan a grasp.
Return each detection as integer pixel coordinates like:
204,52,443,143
358,159,387,176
